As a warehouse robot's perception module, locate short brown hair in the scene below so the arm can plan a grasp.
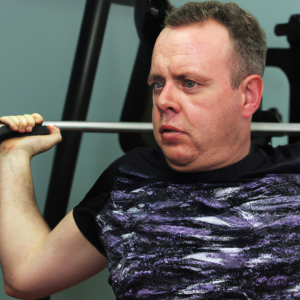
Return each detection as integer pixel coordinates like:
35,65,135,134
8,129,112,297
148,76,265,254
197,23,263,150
164,1,267,89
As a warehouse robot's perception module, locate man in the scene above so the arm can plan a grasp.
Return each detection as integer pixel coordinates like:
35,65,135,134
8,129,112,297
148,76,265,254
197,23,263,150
0,1,299,299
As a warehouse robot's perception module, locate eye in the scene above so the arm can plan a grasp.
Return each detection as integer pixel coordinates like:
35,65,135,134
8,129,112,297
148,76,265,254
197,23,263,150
184,80,198,88
153,82,164,89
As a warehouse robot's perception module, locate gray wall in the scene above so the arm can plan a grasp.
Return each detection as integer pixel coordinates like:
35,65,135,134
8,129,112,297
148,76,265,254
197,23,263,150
0,0,298,299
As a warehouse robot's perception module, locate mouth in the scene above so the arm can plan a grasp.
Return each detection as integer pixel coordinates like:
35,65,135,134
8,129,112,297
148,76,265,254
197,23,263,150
159,125,183,134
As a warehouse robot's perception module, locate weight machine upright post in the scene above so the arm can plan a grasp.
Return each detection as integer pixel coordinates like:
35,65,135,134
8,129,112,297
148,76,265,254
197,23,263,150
39,1,111,299
267,14,300,144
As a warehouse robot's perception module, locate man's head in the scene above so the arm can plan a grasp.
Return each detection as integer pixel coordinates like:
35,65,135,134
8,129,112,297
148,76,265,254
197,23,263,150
148,1,265,173
164,1,267,89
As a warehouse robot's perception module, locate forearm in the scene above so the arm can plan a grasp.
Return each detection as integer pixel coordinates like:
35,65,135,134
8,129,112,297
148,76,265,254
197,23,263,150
0,151,108,298
0,150,50,288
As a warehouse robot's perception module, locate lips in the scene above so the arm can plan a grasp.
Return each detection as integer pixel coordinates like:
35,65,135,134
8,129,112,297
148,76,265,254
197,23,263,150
159,125,183,134
159,125,185,142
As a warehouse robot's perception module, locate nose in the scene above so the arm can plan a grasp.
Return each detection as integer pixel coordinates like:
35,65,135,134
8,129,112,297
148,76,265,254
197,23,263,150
155,83,181,115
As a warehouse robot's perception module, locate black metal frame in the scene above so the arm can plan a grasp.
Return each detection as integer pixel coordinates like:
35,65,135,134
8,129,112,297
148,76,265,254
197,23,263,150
266,14,300,144
43,0,111,228
119,0,171,152
112,0,135,5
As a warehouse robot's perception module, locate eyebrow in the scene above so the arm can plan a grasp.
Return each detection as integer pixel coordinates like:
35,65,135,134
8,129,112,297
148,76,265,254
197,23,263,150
173,74,212,83
147,74,164,85
147,73,212,85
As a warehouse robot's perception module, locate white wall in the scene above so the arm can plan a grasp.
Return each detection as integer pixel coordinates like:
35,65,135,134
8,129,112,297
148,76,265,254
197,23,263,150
0,0,298,299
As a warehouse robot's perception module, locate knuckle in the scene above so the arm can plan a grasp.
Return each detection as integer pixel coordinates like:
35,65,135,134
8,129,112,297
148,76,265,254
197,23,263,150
32,113,43,122
17,116,27,127
24,114,35,127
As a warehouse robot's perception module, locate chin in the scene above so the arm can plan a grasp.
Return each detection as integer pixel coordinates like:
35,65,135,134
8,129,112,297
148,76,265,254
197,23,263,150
162,147,194,171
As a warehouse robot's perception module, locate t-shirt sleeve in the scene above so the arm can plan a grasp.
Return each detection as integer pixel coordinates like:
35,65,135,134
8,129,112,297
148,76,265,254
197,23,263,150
73,156,124,257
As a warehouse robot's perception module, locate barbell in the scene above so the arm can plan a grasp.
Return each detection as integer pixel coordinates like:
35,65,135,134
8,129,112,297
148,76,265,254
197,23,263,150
41,121,300,136
0,122,300,144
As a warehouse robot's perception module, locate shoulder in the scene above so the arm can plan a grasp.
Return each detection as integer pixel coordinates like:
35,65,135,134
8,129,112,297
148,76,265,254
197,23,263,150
249,142,300,175
107,146,166,175
111,146,170,180
82,147,167,199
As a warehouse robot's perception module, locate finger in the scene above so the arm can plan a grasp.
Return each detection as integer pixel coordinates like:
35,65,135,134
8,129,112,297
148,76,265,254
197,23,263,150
0,125,62,158
15,115,29,133
0,116,18,130
23,114,36,132
31,113,44,124
8,116,22,131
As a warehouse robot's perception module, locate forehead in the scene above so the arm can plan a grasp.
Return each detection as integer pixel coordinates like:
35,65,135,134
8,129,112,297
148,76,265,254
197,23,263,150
151,20,233,78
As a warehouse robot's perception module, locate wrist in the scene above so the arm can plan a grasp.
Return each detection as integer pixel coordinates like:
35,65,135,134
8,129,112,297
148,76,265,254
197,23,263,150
0,146,32,162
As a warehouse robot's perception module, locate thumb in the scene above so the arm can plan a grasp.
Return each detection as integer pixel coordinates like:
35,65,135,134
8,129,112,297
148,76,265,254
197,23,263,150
30,125,62,156
14,125,63,158
47,125,63,147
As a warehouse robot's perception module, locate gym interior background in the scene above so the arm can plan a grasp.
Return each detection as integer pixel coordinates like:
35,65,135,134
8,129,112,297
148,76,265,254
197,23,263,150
0,0,298,299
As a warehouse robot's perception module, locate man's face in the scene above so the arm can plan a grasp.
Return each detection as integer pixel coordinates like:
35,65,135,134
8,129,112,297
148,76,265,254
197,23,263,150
148,20,247,172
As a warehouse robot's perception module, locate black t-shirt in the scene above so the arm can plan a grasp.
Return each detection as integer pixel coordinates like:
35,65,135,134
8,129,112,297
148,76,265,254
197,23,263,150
73,144,300,299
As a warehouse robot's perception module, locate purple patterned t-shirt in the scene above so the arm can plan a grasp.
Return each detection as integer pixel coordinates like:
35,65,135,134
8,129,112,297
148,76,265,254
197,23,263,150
74,144,300,299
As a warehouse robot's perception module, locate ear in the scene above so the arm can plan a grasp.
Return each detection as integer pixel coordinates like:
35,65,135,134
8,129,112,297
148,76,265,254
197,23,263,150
240,75,263,118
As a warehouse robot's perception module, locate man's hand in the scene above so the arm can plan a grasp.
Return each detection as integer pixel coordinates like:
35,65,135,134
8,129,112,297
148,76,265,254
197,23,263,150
0,113,44,133
0,113,62,158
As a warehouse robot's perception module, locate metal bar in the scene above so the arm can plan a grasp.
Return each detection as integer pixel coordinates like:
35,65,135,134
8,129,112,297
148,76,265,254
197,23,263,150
251,122,300,136
42,121,300,136
44,121,153,132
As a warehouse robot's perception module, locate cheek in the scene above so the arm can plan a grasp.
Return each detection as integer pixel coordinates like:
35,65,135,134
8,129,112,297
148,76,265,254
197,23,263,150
151,105,159,124
186,96,232,135
183,97,213,128
151,106,160,137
